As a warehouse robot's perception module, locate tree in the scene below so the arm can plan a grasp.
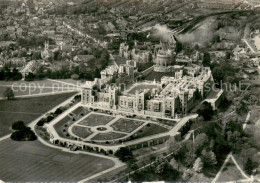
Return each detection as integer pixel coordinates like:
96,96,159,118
193,157,203,172
212,66,225,88
201,149,217,166
25,72,35,81
166,137,182,155
12,121,26,130
194,133,208,154
11,127,37,141
194,89,202,101
198,102,214,121
54,107,63,115
202,52,211,67
175,41,183,53
114,147,134,162
244,158,256,175
4,87,14,100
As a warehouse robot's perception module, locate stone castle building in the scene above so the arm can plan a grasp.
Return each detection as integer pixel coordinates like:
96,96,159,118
81,65,213,119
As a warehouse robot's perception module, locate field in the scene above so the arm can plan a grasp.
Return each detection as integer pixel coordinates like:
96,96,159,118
111,119,144,133
92,132,126,141
0,80,77,98
133,123,169,139
72,126,93,139
0,93,76,137
0,139,114,182
79,114,115,127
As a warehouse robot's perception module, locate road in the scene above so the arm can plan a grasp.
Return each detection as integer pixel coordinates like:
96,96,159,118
242,38,257,53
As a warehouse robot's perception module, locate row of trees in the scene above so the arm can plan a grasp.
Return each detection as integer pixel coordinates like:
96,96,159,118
24,49,109,81
0,67,22,81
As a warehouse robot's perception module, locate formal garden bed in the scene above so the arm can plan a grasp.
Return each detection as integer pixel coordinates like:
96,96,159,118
91,132,126,141
131,123,169,139
111,119,144,133
79,114,115,127
71,126,93,139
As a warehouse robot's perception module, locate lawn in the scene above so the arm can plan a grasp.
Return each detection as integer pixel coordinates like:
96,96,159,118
0,139,114,182
53,107,91,140
216,159,244,182
72,126,93,139
133,123,169,139
0,93,76,137
91,132,126,141
0,80,77,97
111,118,144,133
54,116,76,140
144,70,175,81
79,114,115,127
127,84,158,95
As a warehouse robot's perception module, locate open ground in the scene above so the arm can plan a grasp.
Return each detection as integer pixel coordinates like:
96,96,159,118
0,139,114,182
0,92,77,137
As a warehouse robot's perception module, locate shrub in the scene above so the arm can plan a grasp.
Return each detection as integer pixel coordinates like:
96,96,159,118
12,121,26,130
115,147,134,162
11,127,37,141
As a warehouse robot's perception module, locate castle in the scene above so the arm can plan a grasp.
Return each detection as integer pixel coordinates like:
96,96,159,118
81,65,213,119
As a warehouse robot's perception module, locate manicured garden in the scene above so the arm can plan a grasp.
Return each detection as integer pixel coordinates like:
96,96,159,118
111,119,144,133
72,126,93,139
91,132,126,141
79,114,115,127
133,123,169,139
53,116,75,140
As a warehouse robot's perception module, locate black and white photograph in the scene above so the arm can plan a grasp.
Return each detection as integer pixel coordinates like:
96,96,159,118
0,0,260,182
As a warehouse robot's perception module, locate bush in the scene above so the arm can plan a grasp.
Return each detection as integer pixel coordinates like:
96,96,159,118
54,107,63,115
198,102,214,121
46,115,54,122
11,127,37,141
37,118,47,126
12,121,26,130
115,147,134,162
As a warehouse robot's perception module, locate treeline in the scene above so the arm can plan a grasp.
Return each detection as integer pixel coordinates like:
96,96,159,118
17,36,55,48
0,67,22,81
25,50,109,81
48,4,98,15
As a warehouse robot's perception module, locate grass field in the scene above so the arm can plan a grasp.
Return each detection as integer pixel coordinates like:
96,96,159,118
92,132,126,141
72,126,93,138
79,114,115,127
0,139,114,182
0,80,77,97
133,123,169,139
111,119,144,133
0,93,76,137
